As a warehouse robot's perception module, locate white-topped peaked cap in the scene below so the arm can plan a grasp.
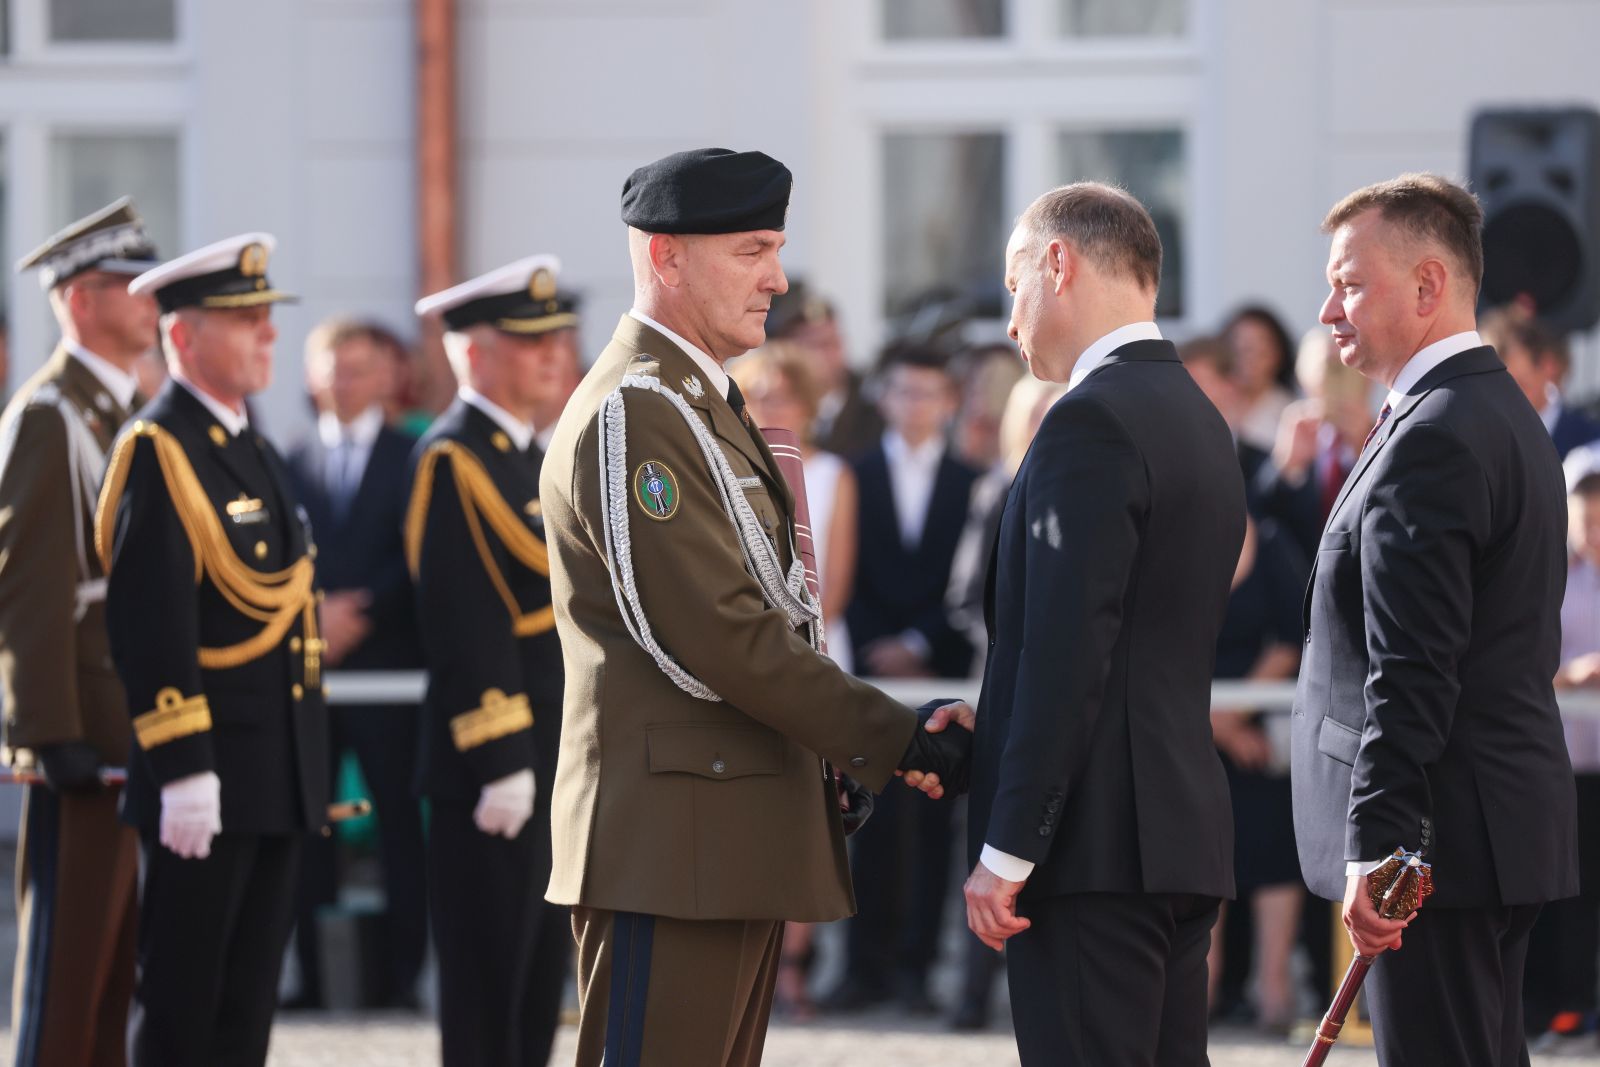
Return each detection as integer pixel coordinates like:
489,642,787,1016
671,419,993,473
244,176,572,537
129,232,297,313
414,254,578,335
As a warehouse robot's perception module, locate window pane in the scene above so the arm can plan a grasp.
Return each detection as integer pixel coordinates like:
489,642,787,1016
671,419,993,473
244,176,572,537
50,0,175,42
50,134,180,260
883,0,1004,40
1057,130,1186,317
882,132,1006,324
1061,0,1185,38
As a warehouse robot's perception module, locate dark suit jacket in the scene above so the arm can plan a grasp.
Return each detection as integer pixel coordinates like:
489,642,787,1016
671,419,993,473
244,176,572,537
103,381,330,834
815,371,884,462
1550,403,1600,459
847,441,978,679
1290,346,1578,908
408,399,563,802
287,423,422,671
969,340,1245,901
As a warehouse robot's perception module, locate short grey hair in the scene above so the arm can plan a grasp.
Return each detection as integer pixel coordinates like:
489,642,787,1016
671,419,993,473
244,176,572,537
1017,182,1162,294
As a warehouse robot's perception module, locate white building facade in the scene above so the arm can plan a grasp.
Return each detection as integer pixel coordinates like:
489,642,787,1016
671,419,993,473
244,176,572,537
3,0,1599,435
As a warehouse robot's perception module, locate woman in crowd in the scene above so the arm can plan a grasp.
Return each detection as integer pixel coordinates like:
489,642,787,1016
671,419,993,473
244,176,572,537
1225,305,1299,452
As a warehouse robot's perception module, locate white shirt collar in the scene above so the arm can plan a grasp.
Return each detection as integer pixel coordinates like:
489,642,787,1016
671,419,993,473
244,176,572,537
1384,331,1483,411
1542,382,1563,433
628,308,731,400
317,404,384,451
64,340,139,411
1067,321,1163,392
172,372,249,437
459,385,535,452
882,429,944,470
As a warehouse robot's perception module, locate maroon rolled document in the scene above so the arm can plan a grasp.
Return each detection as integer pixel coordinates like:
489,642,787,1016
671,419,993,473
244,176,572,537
762,426,826,653
1302,848,1434,1066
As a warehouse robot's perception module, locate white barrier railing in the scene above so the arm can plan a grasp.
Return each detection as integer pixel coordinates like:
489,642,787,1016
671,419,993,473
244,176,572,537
323,672,1600,716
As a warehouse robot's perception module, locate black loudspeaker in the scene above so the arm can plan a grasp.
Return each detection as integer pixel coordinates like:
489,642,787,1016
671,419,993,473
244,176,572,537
1470,107,1600,330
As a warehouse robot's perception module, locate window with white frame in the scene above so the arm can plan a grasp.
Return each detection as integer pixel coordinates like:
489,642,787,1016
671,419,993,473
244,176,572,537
49,0,174,43
1058,129,1187,317
882,131,1007,328
49,132,180,254
882,0,1003,40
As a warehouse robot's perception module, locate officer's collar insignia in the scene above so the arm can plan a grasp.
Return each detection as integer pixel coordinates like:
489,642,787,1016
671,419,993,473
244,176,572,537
491,430,512,453
633,460,681,521
95,392,114,412
208,425,229,446
681,375,704,399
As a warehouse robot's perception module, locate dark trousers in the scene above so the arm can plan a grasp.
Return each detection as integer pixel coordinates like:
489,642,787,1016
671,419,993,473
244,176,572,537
842,783,954,993
292,702,427,1006
428,798,569,1067
571,907,783,1067
129,831,302,1067
1367,904,1541,1067
1007,891,1219,1067
11,787,139,1067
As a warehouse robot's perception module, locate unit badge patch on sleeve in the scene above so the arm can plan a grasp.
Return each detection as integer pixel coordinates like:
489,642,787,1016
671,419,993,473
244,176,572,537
633,460,681,521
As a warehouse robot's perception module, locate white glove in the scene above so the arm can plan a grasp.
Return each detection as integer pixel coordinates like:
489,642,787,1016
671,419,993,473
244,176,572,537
473,768,536,840
160,771,222,859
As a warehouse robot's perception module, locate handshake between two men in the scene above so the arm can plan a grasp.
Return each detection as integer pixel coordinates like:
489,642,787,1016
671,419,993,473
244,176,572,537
892,699,1032,955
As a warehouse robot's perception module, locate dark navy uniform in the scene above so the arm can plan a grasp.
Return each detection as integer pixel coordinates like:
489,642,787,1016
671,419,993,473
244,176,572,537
98,235,329,1067
408,255,574,1067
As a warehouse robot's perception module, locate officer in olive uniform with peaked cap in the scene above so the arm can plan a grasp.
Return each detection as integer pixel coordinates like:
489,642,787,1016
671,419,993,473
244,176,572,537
98,232,330,1067
0,197,161,1067
541,148,969,1066
407,253,576,1067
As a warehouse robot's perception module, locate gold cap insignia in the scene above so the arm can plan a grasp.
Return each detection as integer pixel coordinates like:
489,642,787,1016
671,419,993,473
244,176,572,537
492,431,512,452
209,425,229,446
239,242,269,278
529,267,557,302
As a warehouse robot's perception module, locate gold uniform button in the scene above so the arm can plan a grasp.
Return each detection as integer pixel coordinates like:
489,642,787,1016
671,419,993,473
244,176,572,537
289,637,302,653
254,541,268,560
292,683,304,700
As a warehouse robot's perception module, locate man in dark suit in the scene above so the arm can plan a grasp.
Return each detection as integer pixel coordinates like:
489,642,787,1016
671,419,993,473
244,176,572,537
284,318,425,1010
822,343,976,1013
912,182,1245,1065
767,282,883,460
407,255,577,1067
1290,174,1577,1065
98,233,330,1067
1481,305,1600,459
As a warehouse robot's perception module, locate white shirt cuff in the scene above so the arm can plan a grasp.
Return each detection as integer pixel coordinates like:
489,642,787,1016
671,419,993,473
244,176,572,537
980,844,1035,883
1345,857,1387,877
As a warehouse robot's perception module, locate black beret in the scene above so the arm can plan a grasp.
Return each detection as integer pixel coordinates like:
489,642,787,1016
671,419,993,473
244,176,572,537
621,148,792,235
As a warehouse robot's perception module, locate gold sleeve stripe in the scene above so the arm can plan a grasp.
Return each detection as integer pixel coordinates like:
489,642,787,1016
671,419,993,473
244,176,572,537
133,687,213,750
405,440,554,635
450,688,534,752
94,422,321,673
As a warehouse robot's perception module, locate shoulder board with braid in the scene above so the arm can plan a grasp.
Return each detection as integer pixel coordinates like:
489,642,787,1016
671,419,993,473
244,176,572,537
404,439,553,636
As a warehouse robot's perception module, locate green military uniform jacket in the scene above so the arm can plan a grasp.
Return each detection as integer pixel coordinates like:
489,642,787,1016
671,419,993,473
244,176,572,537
541,314,916,923
0,347,134,766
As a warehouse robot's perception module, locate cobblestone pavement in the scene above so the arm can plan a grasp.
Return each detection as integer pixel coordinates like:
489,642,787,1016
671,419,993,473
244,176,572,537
232,1015,1600,1065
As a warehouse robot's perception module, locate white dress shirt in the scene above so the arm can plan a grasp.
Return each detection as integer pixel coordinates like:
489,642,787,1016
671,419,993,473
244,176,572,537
65,340,139,412
460,386,535,452
628,308,730,400
1382,331,1483,411
318,404,384,502
172,373,249,437
1066,321,1164,392
980,321,1165,884
1542,383,1563,435
882,430,944,550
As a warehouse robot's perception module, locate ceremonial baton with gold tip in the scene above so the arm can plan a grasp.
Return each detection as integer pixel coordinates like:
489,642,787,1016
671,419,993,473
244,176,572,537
1302,848,1434,1067
0,768,371,827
